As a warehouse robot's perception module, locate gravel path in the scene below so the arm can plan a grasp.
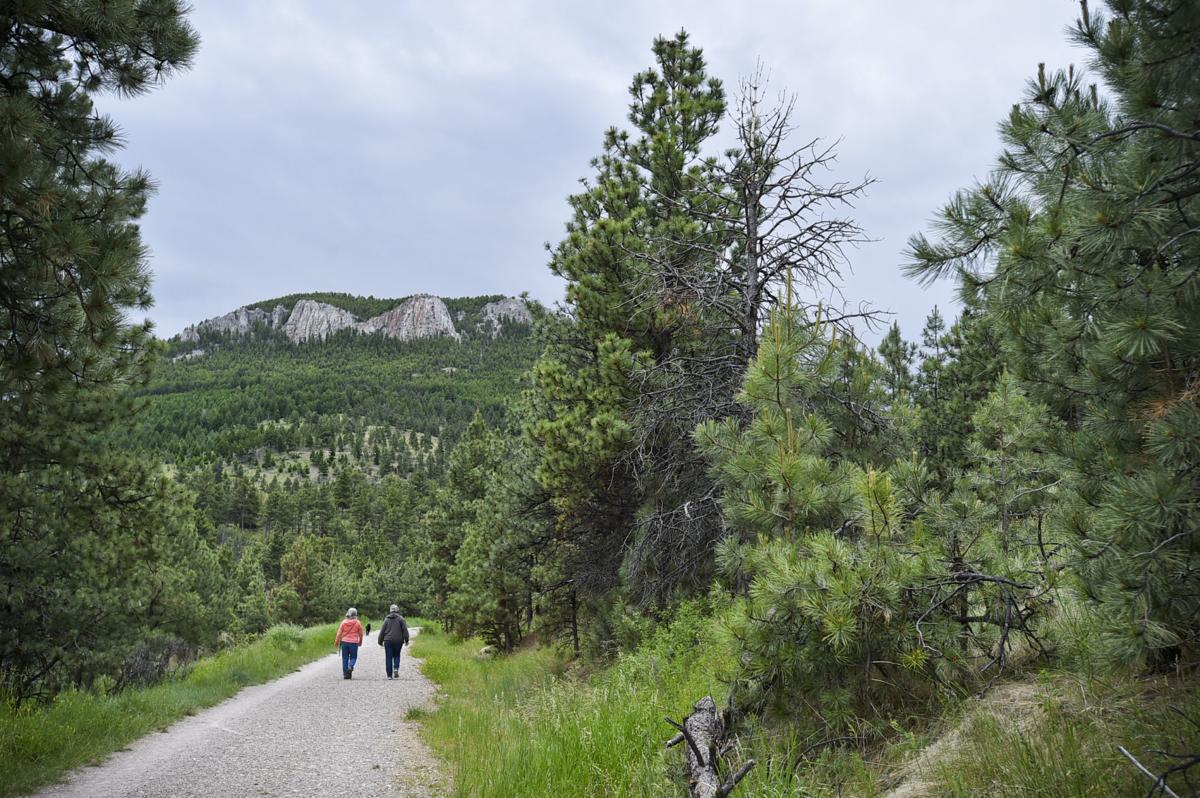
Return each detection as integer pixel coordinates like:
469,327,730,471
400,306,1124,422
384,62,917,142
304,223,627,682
35,628,444,798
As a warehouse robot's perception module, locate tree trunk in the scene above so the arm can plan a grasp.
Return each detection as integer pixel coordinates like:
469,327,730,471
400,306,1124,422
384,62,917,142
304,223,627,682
570,589,580,656
666,696,756,798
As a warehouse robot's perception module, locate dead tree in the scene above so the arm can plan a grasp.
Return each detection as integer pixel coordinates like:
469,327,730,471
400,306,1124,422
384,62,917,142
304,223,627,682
631,63,877,369
622,65,878,604
718,64,877,365
665,696,756,798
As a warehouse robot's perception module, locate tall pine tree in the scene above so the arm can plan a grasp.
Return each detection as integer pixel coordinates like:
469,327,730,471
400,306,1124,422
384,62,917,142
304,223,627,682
532,31,727,610
1,1,205,700
907,0,1200,666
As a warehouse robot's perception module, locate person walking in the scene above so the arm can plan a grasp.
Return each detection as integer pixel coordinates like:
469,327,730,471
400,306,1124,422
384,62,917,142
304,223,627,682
377,605,410,679
334,607,365,679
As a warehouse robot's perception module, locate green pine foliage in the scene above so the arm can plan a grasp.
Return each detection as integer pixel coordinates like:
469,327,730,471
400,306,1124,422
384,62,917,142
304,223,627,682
906,0,1200,667
425,413,506,621
963,373,1061,556
696,307,930,724
529,31,730,617
444,422,543,651
916,301,1007,482
696,301,1051,730
877,322,917,401
0,1,234,702
180,459,436,626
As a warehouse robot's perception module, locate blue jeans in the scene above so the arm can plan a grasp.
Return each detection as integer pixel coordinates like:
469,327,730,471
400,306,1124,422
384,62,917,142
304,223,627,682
340,642,359,674
384,641,402,676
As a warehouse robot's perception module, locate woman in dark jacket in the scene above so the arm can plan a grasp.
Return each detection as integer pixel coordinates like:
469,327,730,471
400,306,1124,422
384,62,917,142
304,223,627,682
377,605,410,679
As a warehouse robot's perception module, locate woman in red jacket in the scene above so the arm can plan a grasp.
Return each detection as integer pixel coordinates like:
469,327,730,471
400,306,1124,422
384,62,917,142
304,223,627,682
334,607,365,679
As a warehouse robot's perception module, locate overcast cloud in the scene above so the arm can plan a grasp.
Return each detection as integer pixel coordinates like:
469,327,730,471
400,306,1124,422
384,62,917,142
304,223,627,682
100,1,1086,343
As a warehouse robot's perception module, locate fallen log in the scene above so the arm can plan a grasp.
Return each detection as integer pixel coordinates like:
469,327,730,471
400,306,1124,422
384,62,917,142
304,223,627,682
665,696,756,798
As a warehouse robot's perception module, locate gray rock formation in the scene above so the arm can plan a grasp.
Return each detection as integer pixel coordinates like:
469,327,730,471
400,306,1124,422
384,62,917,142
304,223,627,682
357,294,459,341
177,295,472,346
180,305,278,342
282,299,359,343
479,297,532,336
171,348,207,362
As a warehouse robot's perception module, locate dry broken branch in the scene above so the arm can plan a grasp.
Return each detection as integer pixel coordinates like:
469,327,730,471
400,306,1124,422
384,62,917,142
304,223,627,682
665,696,757,798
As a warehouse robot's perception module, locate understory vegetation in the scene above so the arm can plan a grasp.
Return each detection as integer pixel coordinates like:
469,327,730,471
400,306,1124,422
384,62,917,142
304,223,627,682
413,616,1200,797
929,675,1200,797
412,611,738,797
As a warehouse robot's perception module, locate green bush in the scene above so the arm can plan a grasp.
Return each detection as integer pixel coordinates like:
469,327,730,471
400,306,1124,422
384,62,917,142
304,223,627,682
264,623,305,650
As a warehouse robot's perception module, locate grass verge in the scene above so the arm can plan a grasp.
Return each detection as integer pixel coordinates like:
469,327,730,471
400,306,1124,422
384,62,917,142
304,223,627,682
0,622,341,798
409,608,882,797
410,613,1199,797
926,672,1200,797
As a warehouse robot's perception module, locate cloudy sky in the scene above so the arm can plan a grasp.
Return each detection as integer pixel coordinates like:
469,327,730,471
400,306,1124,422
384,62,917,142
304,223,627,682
102,1,1087,343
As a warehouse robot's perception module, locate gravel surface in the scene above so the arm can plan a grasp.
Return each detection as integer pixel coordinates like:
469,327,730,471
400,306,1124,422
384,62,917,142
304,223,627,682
35,628,444,798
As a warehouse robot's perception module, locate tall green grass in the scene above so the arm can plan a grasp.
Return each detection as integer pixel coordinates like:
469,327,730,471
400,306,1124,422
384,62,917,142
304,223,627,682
0,622,339,798
410,608,880,797
411,612,1200,797
930,674,1200,797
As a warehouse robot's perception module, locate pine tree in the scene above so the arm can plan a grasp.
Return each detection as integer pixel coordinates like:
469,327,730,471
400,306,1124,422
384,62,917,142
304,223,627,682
964,373,1060,556
423,412,503,619
913,308,949,456
695,304,933,724
0,1,200,699
934,303,1006,468
906,0,1200,666
917,307,947,405
911,303,1007,484
877,322,916,401
531,31,726,609
697,299,1048,726
822,337,895,466
444,431,542,651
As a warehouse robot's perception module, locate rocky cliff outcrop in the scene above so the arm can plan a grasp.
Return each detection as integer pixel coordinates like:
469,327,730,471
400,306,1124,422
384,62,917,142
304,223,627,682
282,299,359,343
357,294,459,341
178,294,475,345
180,304,287,342
479,298,532,336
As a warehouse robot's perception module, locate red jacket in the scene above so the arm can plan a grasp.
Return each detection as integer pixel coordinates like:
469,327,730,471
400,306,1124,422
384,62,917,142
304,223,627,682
334,618,364,646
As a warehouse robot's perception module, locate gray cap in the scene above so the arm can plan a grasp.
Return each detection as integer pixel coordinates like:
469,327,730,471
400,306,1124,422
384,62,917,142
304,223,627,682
389,604,400,613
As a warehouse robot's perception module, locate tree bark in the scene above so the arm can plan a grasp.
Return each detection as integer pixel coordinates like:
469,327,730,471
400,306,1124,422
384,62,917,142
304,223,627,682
666,696,756,798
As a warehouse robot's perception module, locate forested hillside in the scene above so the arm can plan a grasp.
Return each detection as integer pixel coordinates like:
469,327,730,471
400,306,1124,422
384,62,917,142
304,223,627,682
94,291,542,665
123,292,537,462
